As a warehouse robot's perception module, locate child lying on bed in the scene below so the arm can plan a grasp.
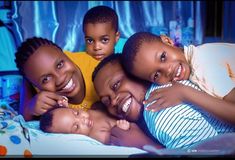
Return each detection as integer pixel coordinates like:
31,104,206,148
39,101,132,145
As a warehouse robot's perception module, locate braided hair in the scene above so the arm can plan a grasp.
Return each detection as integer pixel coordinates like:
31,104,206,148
15,37,62,76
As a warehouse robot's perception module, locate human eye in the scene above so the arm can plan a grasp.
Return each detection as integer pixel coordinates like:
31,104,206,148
160,51,166,62
42,75,51,84
101,96,111,106
86,38,93,44
101,37,109,44
111,80,120,91
153,72,161,82
57,60,64,69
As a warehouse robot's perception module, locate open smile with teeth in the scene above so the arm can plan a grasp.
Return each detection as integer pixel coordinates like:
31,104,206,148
122,98,132,113
175,65,182,78
62,78,75,92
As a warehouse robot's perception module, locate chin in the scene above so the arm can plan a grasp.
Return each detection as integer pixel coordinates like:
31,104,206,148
127,104,143,122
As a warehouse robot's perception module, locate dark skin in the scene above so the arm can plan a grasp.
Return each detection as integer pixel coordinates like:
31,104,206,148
20,46,86,121
132,35,235,125
93,60,163,150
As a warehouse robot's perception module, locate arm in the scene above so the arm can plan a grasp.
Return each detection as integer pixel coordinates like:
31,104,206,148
19,78,37,121
110,122,164,150
183,86,235,125
19,78,65,121
144,82,235,125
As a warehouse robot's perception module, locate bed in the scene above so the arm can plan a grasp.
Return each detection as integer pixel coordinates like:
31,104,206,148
1,74,235,158
0,100,148,157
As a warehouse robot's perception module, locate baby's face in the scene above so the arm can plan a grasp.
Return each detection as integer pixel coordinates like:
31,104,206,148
132,39,191,85
84,22,120,61
93,61,146,122
49,108,93,135
23,46,85,100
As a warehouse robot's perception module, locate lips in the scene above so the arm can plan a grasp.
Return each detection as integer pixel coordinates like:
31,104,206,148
173,64,183,81
93,54,105,60
61,78,75,93
118,97,132,118
85,119,93,128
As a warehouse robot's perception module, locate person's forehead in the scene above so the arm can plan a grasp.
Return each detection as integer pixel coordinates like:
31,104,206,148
98,62,123,78
84,22,115,35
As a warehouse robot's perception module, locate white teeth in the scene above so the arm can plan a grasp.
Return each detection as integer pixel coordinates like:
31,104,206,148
122,98,132,113
176,65,182,77
63,78,73,90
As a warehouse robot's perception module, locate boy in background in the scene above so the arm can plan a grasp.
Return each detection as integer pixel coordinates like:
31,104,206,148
82,5,126,61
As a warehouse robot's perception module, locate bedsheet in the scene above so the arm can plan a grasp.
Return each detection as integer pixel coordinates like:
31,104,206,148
0,100,147,157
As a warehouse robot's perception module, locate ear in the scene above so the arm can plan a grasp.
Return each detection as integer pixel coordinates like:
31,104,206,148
160,35,174,46
115,31,120,43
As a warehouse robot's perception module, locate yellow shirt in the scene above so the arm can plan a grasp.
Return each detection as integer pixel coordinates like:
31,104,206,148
64,51,100,110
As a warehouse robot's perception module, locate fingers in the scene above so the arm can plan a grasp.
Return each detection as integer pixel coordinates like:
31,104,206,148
116,119,130,130
57,96,68,107
143,89,162,105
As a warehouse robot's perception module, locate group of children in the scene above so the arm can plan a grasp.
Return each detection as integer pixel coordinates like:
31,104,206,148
14,5,235,151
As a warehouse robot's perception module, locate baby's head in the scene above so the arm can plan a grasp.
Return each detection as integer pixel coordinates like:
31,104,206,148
40,107,93,135
121,32,191,85
82,5,120,61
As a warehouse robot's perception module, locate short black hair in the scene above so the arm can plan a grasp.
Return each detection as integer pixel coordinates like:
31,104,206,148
15,37,62,76
121,32,161,75
39,107,58,133
82,5,118,32
92,53,121,82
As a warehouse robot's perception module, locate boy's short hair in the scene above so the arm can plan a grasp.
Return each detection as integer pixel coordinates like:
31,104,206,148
92,53,151,87
121,32,161,75
82,5,118,32
14,37,62,76
92,53,121,82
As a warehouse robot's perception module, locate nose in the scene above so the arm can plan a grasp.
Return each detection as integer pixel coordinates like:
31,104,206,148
55,72,65,88
94,42,101,51
164,64,173,78
110,94,119,107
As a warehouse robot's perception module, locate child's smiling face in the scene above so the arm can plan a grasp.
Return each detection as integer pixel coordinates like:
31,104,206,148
132,37,191,84
93,61,146,122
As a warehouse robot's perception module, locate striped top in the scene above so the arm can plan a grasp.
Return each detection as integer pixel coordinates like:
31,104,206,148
144,80,235,149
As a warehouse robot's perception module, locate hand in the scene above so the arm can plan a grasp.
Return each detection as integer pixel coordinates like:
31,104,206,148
116,119,130,130
57,96,69,107
144,81,187,112
110,123,158,149
28,91,66,116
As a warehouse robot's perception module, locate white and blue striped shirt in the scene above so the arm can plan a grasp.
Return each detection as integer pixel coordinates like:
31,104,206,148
144,80,235,149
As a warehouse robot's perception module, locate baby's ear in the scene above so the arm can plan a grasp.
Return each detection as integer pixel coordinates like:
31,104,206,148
160,35,174,46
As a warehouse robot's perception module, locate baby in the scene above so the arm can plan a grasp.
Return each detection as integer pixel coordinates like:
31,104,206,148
39,100,130,145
